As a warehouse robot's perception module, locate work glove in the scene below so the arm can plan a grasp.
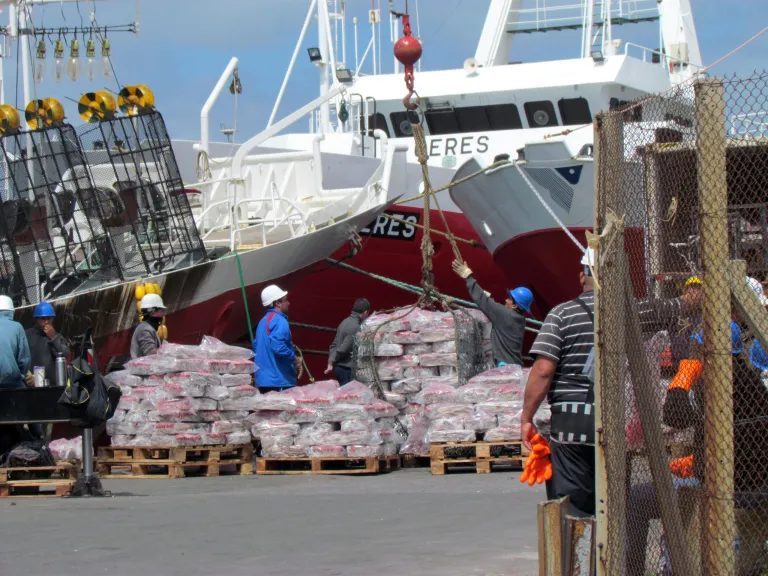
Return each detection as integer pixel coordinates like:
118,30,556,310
667,359,703,392
670,454,694,478
520,433,552,486
24,371,34,387
451,259,472,280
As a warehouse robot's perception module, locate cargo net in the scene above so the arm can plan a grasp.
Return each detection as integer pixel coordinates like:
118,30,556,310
594,72,768,575
75,111,206,278
0,123,123,305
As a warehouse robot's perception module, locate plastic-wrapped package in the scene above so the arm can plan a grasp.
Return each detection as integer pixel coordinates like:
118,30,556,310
484,425,521,441
204,359,233,374
125,355,178,376
294,382,338,409
228,360,256,375
406,309,450,332
124,409,151,424
219,410,249,421
176,413,203,423
422,376,460,388
281,407,320,423
418,328,455,343
496,412,522,427
341,419,376,433
365,400,399,419
175,433,204,446
387,331,423,344
162,381,206,398
158,398,196,418
419,353,458,367
218,374,253,387
403,403,423,415
226,431,252,445
374,342,404,357
144,374,167,387
424,403,474,420
190,398,218,411
219,397,260,411
427,429,476,443
382,355,421,369
106,370,143,388
333,381,374,405
414,383,457,405
311,379,341,393
200,336,255,360
465,412,497,432
157,342,201,359
166,371,220,388
522,367,531,387
203,386,230,401
429,417,465,431
142,422,204,434
383,391,407,409
404,343,433,354
130,386,160,400
245,410,283,425
432,340,457,354
318,403,368,422
106,421,138,436
391,378,421,394
112,409,127,423
260,435,295,451
203,432,228,445
49,438,83,462
346,444,383,458
457,383,496,404
254,421,300,438
399,421,429,455
404,366,439,381
488,383,523,401
173,358,210,373
253,392,298,411
263,444,308,458
308,445,346,458
468,364,524,387
211,421,247,434
475,400,523,415
228,385,259,399
533,402,552,437
439,366,456,377
372,362,402,381
117,395,139,410
197,410,222,422
110,435,134,446
146,433,179,446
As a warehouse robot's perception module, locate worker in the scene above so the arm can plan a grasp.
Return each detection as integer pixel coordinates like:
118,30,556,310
325,298,371,385
25,301,69,385
130,293,165,359
668,276,702,366
747,276,768,371
0,295,31,389
520,248,701,517
254,285,299,392
452,259,531,366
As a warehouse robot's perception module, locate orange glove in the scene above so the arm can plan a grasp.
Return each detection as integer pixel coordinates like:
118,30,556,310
520,434,553,486
667,359,703,392
669,454,694,478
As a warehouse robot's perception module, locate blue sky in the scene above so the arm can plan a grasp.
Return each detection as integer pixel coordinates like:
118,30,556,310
6,0,768,142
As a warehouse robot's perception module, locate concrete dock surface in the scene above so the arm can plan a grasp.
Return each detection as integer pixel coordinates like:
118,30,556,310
0,468,542,575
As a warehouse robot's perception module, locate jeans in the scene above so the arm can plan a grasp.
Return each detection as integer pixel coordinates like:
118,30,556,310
334,366,353,386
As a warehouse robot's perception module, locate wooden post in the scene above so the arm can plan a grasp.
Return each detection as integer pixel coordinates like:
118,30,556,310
538,496,568,576
695,77,735,576
592,111,627,576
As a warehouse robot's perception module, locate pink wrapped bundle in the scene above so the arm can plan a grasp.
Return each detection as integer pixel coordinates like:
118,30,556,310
219,410,249,421
318,403,367,422
383,392,407,409
254,421,300,438
427,429,475,443
341,419,376,434
308,445,346,457
191,398,217,411
318,431,381,446
346,445,384,457
198,410,223,422
407,310,450,332
297,395,334,409
496,412,522,427
404,366,439,381
281,407,320,424
263,444,308,458
144,375,167,387
203,386,230,401
429,417,465,431
107,370,143,387
403,403,423,415
149,422,201,434
167,372,220,387
228,359,256,375
175,433,204,446
203,432,228,445
226,431,252,445
457,383,495,404
228,385,259,399
117,395,138,409
417,328,455,343
488,383,523,401
245,410,282,425
333,381,374,405
110,435,133,446
374,343,404,357
364,400,398,419
253,392,297,411
130,386,158,400
260,435,295,451
199,336,255,360
467,364,523,387
439,366,456,377
391,378,421,394
162,381,205,398
219,374,253,387
484,425,521,441
387,331,423,344
385,355,420,369
211,421,246,434
465,412,497,432
475,400,523,415
400,420,429,455
419,353,458,368
310,380,341,393
173,358,210,373
378,428,400,444
204,359,232,374
157,342,200,359
404,343,433,354
432,340,457,353
374,362,403,381
106,421,137,436
219,397,260,411
125,355,177,376
414,383,457,405
158,398,196,418
424,403,474,420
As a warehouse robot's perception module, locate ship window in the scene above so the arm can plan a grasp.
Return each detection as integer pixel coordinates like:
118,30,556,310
523,100,559,128
425,109,460,135
359,113,390,137
486,104,523,130
455,107,490,132
558,97,592,125
390,111,420,137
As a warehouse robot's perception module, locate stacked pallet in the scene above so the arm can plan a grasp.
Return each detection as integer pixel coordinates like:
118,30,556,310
429,440,529,475
0,462,79,497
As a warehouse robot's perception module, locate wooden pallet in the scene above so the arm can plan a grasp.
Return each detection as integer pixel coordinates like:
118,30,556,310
96,444,254,479
429,441,529,475
0,463,79,497
256,454,401,475
400,454,431,468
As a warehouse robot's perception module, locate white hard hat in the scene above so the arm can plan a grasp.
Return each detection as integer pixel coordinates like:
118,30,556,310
747,276,768,305
139,293,166,310
261,285,288,307
581,247,596,267
0,295,13,312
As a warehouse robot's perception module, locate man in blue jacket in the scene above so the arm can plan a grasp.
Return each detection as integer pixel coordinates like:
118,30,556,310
253,285,300,392
0,295,31,389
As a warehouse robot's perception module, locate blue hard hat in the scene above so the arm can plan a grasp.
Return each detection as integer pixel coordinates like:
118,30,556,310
509,287,533,314
33,301,55,318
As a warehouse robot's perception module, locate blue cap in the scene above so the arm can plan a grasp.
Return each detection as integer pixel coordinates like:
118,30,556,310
33,301,55,318
691,320,743,355
509,287,533,314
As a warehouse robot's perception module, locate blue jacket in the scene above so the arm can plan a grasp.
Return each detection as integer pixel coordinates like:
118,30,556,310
0,310,31,388
253,309,296,389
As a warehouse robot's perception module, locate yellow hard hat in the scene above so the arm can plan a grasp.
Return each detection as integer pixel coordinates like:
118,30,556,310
685,276,702,288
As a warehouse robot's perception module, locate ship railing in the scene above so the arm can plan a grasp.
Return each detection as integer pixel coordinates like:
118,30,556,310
623,42,702,71
506,0,659,33
730,111,768,140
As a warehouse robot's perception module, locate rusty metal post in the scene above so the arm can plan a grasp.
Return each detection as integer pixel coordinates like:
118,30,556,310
695,77,736,576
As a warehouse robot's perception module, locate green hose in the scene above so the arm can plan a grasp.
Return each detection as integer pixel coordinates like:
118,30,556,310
235,251,254,342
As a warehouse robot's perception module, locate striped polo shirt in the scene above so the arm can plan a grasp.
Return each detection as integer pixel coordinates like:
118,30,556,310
530,291,595,445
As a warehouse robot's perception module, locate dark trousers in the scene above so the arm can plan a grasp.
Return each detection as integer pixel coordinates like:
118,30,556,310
333,366,353,385
545,440,596,517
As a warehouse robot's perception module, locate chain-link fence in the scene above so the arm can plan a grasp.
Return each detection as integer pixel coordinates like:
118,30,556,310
594,72,768,575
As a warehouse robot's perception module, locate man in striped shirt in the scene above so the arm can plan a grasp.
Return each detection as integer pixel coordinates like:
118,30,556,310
521,248,700,516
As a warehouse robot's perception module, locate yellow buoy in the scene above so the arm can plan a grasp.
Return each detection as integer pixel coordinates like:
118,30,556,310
134,284,146,301
25,98,65,130
78,90,117,123
144,283,156,295
136,301,142,313
0,104,21,135
152,283,162,296
118,84,155,116
158,324,168,341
